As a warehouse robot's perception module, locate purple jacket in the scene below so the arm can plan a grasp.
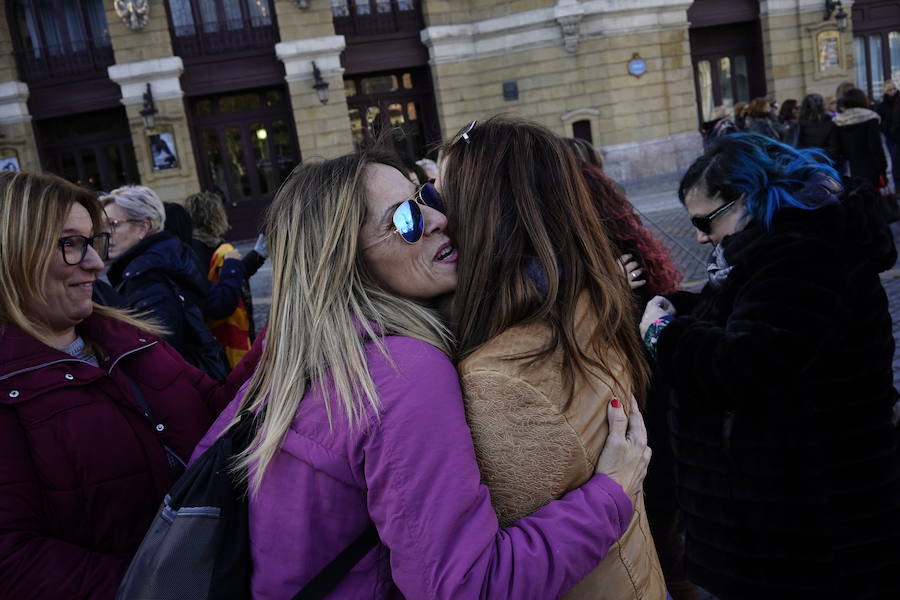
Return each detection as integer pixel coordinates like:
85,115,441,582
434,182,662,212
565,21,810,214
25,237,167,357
0,314,262,599
193,335,633,599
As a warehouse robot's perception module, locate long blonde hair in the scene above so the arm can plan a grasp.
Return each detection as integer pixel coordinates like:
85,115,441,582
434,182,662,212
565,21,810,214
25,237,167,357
0,171,164,347
228,149,453,494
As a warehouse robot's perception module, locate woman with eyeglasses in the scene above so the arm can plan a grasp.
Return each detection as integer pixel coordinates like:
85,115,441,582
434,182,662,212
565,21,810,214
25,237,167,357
189,147,651,599
0,171,263,599
638,133,900,599
101,185,246,379
438,117,665,599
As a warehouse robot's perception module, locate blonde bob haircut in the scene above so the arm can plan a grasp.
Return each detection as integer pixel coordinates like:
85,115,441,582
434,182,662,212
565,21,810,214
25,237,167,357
226,148,453,494
0,171,163,347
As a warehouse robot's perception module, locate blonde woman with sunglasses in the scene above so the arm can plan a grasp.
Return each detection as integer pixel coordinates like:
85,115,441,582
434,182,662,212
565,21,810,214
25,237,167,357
190,148,650,599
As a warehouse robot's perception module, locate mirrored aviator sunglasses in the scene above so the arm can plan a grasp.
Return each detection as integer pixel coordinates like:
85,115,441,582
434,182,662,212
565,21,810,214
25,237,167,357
390,183,445,244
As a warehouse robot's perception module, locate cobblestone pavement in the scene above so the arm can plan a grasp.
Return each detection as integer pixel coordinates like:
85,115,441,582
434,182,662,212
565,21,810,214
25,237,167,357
239,189,900,391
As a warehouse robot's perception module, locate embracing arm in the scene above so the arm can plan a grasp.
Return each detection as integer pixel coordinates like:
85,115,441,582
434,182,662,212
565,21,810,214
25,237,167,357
656,235,844,411
363,340,633,599
0,408,128,599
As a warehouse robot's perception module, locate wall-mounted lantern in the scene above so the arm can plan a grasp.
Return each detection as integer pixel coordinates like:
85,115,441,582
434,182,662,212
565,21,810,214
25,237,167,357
824,0,848,32
139,83,158,131
312,62,329,105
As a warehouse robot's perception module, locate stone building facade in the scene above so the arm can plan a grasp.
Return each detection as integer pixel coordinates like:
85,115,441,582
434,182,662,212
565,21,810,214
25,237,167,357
0,0,888,238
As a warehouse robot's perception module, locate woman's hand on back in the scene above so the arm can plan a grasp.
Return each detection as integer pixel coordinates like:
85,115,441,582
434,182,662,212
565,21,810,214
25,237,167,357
594,398,651,496
618,254,646,290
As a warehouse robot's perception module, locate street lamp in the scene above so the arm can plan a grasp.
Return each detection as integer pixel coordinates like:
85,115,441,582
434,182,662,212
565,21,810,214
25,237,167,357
312,61,329,105
139,83,158,131
824,0,848,32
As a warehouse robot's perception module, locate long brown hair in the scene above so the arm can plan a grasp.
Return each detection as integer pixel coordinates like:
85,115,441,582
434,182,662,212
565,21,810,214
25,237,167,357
440,116,649,402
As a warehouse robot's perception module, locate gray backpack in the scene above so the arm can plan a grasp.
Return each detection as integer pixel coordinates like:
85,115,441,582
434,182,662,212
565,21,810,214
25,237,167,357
115,410,377,600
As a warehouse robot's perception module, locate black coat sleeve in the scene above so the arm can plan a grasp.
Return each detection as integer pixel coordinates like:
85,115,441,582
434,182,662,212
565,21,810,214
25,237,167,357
656,234,846,412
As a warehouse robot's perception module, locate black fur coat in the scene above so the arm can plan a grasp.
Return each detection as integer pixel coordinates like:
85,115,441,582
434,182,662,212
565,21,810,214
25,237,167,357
657,185,900,599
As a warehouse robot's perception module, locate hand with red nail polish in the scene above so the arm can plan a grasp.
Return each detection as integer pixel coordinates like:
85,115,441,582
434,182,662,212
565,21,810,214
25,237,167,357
593,396,651,496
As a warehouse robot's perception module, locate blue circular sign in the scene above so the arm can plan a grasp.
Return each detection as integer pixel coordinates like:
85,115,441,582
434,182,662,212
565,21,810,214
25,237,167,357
628,57,647,77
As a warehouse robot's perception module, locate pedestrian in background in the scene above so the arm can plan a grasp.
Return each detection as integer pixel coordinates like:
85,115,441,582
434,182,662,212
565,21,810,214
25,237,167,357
744,97,782,140
190,147,651,599
777,98,799,129
790,93,839,161
640,133,900,599
102,186,243,379
184,191,267,368
834,88,888,193
876,79,899,186
0,171,262,599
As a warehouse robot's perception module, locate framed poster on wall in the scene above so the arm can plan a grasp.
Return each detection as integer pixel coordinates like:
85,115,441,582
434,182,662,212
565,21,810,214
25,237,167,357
817,30,843,72
149,131,178,171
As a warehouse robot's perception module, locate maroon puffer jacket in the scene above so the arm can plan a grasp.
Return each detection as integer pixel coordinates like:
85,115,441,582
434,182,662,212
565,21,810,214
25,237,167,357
0,313,262,599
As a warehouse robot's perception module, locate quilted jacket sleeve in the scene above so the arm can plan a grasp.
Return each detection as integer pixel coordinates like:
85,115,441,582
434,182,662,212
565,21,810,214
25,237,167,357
155,325,264,417
124,278,187,354
363,338,634,599
199,258,245,320
0,407,128,599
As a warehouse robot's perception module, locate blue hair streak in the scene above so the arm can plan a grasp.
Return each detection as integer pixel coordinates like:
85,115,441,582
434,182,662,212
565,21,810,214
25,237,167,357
678,132,842,230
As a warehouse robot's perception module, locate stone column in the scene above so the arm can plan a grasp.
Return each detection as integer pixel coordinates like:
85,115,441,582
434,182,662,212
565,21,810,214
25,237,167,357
759,0,855,102
108,57,200,202
0,82,41,172
276,36,353,159
0,6,40,172
273,1,353,160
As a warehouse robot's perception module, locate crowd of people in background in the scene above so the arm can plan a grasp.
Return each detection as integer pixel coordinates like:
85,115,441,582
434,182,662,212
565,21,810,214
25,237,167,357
1,105,899,599
703,79,897,221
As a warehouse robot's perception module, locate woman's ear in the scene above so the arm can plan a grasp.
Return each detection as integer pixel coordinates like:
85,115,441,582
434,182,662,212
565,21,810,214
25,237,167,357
138,218,152,239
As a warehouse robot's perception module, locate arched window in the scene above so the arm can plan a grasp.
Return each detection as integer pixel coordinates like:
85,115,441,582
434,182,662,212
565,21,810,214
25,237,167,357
10,0,112,81
166,0,277,56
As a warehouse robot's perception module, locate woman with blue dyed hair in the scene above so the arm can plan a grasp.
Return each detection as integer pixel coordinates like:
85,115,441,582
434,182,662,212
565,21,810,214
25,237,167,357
638,133,900,599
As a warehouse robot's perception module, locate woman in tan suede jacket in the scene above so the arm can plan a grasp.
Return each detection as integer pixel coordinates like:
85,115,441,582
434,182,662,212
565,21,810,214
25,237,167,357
440,117,666,599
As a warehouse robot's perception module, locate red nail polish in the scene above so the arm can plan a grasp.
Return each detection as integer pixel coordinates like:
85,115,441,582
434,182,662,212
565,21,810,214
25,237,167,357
611,398,621,409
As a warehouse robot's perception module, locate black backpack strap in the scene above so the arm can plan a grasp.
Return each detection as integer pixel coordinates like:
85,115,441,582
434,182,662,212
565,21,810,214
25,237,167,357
292,524,379,600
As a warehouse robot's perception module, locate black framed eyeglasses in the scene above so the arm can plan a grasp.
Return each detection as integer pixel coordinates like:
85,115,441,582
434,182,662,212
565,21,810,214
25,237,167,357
58,233,110,265
690,200,737,235
451,120,477,147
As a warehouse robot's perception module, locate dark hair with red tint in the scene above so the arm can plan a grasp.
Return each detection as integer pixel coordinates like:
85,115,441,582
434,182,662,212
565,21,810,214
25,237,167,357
577,163,682,297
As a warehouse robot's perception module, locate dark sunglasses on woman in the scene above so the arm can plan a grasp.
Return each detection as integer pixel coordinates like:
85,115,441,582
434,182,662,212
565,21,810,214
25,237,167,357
690,199,736,235
379,182,445,246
